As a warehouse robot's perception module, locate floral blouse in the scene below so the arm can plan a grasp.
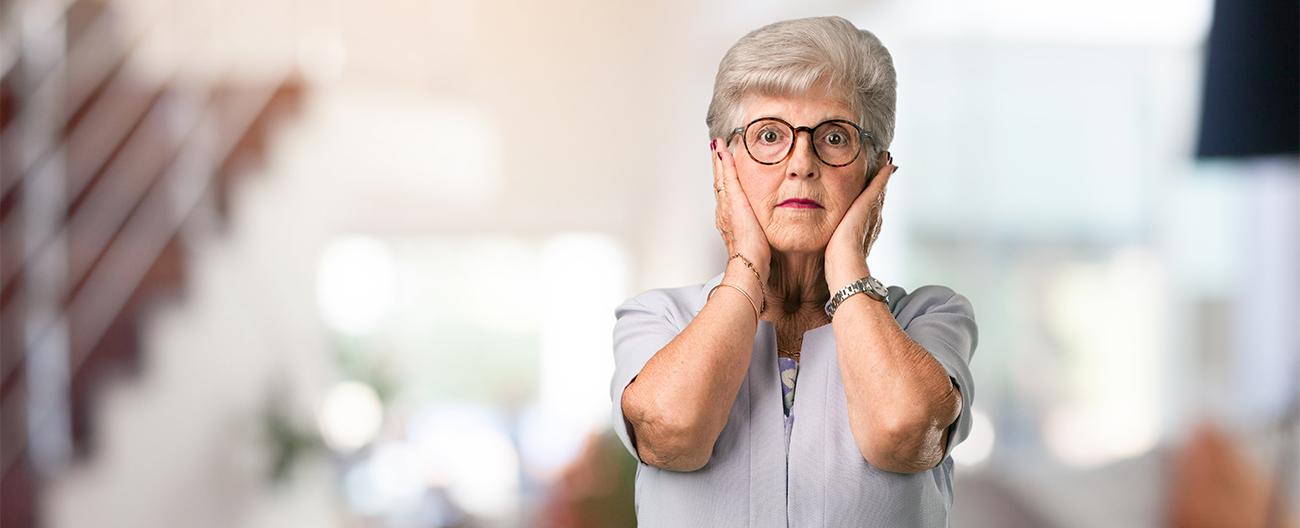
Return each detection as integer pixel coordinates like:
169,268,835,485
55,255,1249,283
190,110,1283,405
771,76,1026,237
779,357,798,429
779,355,799,504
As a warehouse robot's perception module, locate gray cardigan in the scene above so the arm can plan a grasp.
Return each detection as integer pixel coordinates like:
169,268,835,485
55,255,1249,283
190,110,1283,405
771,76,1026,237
610,271,978,527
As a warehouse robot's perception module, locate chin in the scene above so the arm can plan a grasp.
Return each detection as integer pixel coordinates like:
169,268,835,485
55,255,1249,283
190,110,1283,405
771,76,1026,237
766,235,831,256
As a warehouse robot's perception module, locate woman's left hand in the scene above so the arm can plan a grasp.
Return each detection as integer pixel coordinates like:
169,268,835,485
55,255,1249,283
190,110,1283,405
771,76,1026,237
824,150,897,291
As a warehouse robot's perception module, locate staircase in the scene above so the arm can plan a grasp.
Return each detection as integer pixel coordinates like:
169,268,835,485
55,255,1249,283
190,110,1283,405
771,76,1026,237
0,1,304,525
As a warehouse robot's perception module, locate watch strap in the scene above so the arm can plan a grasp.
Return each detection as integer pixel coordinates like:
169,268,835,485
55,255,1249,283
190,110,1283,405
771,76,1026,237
824,275,889,319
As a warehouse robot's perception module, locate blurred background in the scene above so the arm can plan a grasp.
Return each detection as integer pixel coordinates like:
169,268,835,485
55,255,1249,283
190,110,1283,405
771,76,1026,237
0,0,1296,526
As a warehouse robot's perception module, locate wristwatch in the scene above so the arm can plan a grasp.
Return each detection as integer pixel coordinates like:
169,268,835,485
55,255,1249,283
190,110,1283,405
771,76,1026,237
824,275,889,319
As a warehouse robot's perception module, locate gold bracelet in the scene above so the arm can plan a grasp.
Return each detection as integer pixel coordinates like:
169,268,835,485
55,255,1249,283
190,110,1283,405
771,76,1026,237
728,253,767,314
708,283,760,322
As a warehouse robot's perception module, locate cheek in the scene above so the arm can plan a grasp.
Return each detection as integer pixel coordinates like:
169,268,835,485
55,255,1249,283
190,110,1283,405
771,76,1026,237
743,184,773,222
855,163,871,191
835,168,870,204
735,168,775,206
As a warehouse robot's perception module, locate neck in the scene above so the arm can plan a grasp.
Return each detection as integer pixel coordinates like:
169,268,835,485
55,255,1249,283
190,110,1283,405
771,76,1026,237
765,251,831,320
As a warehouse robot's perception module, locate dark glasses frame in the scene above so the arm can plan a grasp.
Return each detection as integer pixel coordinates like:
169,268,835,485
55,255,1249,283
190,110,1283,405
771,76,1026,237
728,117,878,167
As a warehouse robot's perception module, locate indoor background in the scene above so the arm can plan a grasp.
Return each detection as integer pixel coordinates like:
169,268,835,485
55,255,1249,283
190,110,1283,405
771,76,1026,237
1,0,1296,526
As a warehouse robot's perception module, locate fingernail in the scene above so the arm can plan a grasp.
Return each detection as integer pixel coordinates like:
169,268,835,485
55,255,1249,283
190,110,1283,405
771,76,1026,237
711,139,716,151
892,165,900,174
717,152,722,160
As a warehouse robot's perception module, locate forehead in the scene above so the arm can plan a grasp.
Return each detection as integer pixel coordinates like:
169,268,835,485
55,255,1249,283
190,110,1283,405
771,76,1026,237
739,91,857,125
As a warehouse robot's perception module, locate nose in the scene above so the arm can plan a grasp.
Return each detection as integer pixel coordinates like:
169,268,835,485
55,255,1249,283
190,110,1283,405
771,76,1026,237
786,130,819,180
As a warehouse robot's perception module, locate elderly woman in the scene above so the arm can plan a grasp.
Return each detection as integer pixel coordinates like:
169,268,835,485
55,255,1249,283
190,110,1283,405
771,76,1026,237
610,16,978,527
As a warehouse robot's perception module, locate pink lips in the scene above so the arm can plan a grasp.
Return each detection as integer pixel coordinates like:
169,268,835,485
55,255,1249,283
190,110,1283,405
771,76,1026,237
778,198,823,209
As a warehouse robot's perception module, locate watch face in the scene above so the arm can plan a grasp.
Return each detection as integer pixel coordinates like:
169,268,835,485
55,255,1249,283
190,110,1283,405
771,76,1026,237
865,277,887,300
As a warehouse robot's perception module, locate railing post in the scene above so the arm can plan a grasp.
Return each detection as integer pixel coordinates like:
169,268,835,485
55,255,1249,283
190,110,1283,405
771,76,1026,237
15,0,74,478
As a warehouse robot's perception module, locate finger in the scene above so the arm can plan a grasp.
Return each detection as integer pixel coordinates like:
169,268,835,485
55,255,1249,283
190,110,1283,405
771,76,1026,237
871,181,887,230
717,144,751,214
717,142,739,193
710,141,722,202
861,167,895,222
713,141,732,202
870,195,886,244
871,205,883,242
868,217,878,256
712,139,732,240
847,159,893,251
857,153,894,206
711,138,724,193
865,154,895,198
842,166,890,228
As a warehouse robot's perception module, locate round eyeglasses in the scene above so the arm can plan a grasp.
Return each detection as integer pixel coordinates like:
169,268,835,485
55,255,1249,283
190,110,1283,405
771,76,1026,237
729,117,877,167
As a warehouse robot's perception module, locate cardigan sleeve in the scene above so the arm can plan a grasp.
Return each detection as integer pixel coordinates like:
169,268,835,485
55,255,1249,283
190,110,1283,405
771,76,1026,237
609,291,683,464
891,285,979,462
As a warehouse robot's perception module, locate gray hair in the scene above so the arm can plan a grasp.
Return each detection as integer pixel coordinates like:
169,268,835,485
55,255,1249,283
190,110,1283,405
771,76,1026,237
706,16,897,171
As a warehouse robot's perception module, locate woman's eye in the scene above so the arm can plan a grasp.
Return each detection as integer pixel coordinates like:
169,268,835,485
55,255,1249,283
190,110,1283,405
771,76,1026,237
825,133,845,145
760,130,780,143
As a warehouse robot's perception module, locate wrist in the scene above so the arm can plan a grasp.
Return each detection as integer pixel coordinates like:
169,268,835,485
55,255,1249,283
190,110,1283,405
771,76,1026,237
825,274,890,320
734,247,770,280
825,257,870,291
725,257,766,302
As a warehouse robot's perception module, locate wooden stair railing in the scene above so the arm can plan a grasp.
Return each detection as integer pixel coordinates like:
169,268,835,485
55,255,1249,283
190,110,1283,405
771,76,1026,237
0,1,306,526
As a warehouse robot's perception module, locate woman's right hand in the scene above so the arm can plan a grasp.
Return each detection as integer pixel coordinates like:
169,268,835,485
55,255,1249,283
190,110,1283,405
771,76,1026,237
712,138,771,282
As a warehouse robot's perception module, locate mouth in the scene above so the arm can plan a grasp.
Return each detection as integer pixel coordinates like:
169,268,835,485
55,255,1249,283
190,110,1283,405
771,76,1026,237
777,198,823,209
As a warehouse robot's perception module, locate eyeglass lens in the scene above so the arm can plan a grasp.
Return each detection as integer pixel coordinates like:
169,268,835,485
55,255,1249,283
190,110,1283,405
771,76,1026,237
744,119,864,166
